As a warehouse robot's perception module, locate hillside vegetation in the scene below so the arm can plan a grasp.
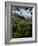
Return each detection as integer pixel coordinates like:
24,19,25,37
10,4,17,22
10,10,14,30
11,13,32,38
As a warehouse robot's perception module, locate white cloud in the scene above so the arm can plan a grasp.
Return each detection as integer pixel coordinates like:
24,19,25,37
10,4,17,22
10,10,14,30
12,7,32,18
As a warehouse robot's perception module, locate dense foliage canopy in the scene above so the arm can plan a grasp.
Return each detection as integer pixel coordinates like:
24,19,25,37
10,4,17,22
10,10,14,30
11,13,32,38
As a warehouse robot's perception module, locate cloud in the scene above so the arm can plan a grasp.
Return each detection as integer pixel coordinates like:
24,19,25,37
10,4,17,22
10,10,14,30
11,7,33,18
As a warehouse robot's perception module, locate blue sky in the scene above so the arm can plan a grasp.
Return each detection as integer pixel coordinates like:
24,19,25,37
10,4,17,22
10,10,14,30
11,7,33,18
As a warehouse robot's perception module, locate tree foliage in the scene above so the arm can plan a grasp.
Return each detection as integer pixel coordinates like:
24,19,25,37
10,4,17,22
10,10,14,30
11,13,32,38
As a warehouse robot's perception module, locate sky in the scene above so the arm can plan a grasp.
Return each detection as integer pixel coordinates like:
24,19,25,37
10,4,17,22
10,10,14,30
11,6,33,18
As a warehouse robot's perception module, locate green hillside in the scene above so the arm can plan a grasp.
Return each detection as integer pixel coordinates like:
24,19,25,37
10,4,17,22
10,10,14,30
11,13,32,38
